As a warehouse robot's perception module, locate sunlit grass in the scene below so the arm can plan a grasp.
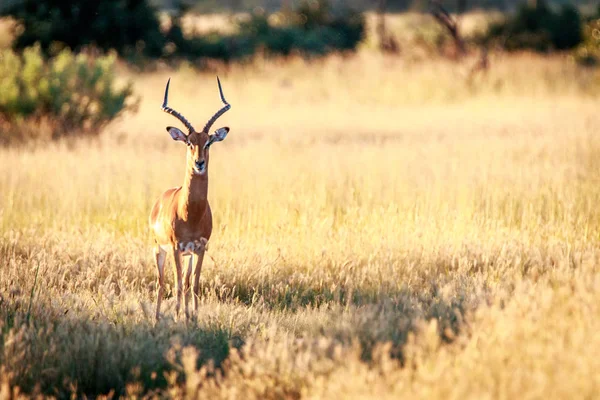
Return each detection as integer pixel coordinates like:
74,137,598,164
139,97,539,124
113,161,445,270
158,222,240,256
1,48,600,398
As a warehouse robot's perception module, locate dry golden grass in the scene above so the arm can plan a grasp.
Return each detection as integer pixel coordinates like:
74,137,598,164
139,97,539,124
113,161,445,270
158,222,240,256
2,48,600,398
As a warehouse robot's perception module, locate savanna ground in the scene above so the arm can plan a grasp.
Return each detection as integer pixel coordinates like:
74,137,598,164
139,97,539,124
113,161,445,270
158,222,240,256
2,12,600,399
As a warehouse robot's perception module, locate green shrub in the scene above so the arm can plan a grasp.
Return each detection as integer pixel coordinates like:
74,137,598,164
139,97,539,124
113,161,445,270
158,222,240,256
225,2,365,59
1,0,165,58
0,44,137,145
263,27,305,56
1,0,365,66
574,17,600,66
485,1,583,52
163,2,364,64
296,0,365,51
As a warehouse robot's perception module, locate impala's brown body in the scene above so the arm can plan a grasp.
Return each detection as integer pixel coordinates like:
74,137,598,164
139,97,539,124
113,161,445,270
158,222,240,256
150,77,230,321
149,178,212,247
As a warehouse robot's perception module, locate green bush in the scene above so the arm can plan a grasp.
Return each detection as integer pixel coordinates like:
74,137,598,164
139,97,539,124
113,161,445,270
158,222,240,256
1,0,365,66
1,0,165,58
263,27,305,56
0,45,137,145
168,2,365,62
296,0,364,51
225,2,364,59
485,1,583,52
574,17,600,66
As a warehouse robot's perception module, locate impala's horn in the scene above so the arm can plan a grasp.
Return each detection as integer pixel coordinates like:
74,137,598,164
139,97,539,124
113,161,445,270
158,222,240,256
202,76,231,134
161,78,196,132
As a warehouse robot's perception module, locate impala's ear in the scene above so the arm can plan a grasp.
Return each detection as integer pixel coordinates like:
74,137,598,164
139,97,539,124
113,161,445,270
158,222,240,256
166,126,188,142
204,127,229,149
214,127,229,142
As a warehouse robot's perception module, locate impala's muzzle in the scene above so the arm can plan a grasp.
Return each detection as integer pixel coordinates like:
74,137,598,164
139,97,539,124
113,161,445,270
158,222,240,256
194,159,206,174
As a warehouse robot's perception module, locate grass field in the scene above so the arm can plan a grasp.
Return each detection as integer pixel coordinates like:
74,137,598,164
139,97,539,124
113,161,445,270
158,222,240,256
1,45,600,398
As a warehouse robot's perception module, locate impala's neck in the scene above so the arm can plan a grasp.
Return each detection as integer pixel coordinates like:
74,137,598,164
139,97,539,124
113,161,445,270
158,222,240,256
178,167,208,221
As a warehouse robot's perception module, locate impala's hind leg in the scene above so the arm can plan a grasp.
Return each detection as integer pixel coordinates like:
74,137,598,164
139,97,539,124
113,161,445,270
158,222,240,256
184,254,193,321
154,245,167,321
193,238,208,313
172,248,184,319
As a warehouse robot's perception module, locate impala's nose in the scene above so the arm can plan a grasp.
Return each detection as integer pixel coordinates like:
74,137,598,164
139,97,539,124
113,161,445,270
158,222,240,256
194,160,206,173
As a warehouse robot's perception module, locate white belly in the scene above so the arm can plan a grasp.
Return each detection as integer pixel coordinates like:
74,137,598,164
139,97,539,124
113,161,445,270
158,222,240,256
158,238,208,256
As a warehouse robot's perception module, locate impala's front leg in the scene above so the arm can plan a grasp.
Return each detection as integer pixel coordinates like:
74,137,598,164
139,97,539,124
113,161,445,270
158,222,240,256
193,238,208,313
154,246,167,321
184,255,193,321
172,248,184,319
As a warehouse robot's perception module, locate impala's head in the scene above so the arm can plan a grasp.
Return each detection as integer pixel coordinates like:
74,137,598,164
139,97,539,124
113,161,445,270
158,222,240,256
162,77,231,176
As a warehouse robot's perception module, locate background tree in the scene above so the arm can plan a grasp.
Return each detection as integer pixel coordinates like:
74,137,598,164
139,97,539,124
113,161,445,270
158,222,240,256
1,0,166,58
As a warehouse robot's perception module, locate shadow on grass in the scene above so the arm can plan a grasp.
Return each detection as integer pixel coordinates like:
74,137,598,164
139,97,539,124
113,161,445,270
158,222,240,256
0,275,479,398
0,239,492,397
0,303,232,398
207,262,479,346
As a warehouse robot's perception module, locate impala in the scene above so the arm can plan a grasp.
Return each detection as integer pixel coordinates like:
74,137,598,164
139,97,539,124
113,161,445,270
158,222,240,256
149,77,231,321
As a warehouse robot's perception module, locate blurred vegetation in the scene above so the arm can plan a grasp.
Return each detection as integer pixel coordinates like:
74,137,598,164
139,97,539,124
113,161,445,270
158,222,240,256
168,2,365,62
0,45,136,145
483,1,583,52
0,0,165,58
159,0,599,13
1,0,598,145
574,6,600,65
1,0,365,65
170,0,365,61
